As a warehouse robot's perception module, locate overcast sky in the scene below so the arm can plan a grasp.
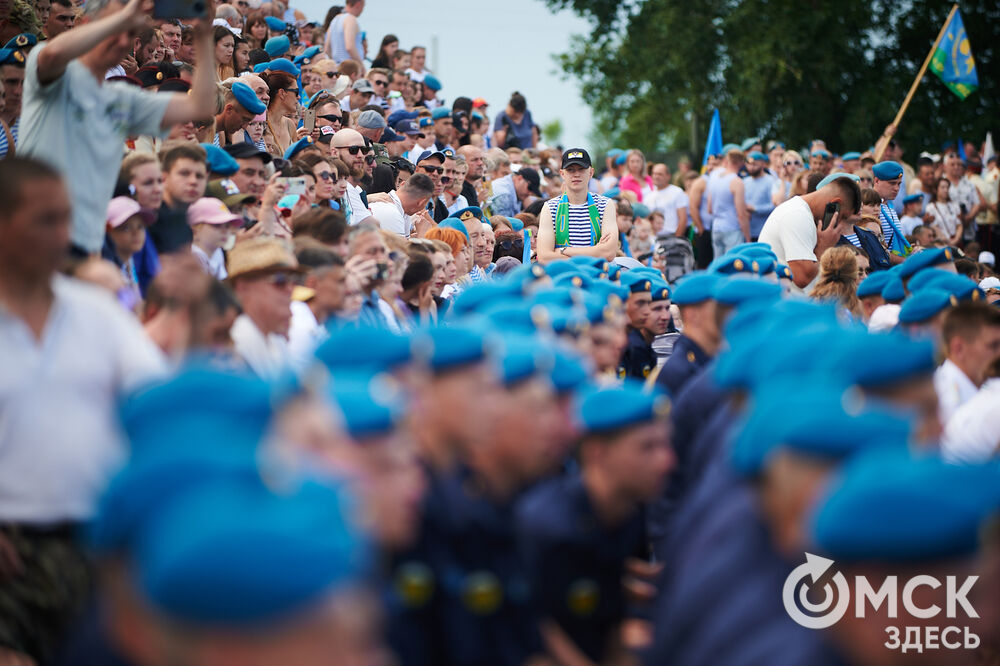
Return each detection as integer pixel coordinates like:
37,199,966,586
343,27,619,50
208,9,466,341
294,0,595,149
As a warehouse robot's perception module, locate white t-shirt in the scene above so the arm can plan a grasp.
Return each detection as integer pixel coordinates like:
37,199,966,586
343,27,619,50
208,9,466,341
758,196,818,290
405,67,428,83
941,379,1000,464
192,244,227,280
934,358,979,427
231,313,290,379
20,46,171,253
0,276,167,523
345,183,372,225
287,300,327,372
649,184,689,234
371,190,412,238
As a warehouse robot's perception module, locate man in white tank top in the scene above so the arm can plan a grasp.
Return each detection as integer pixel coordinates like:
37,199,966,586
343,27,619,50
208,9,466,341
706,148,750,258
536,149,620,263
324,0,365,65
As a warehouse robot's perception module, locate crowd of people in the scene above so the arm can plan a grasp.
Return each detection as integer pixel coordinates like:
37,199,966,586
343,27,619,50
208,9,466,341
1,0,1000,664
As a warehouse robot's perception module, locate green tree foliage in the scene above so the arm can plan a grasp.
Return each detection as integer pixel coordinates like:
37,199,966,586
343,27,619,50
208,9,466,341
541,119,564,144
546,0,998,158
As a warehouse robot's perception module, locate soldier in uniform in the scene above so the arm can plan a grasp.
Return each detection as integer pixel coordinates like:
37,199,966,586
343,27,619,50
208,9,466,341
617,271,655,380
655,272,721,398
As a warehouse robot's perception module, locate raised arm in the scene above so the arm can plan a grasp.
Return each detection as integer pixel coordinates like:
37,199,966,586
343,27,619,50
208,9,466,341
731,178,750,241
160,20,216,128
37,0,151,85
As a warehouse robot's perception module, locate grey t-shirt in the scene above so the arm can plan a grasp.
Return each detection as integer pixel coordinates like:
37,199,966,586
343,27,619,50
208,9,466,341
20,45,171,252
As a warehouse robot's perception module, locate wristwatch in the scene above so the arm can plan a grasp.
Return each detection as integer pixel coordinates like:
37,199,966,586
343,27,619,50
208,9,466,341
559,247,569,256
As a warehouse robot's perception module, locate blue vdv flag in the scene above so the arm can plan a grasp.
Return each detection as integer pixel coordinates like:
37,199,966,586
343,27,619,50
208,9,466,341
702,109,722,168
930,10,978,99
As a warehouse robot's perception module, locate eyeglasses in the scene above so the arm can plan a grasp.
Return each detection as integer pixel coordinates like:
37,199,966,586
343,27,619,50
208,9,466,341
267,272,296,288
284,88,299,95
497,239,522,251
236,0,248,6
371,79,388,87
860,177,874,183
322,71,339,78
365,155,376,165
341,145,366,155
316,171,332,181
784,160,802,167
420,165,443,174
318,114,342,124
440,176,451,184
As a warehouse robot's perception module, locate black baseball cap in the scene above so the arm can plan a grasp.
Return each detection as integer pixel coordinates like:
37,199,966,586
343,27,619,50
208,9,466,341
517,167,542,196
224,143,273,164
561,148,592,169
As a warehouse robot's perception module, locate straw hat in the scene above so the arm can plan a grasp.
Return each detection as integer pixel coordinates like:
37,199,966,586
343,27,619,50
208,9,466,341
226,237,303,281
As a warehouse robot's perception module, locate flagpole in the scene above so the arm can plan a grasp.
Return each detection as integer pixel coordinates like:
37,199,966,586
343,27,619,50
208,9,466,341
874,3,959,161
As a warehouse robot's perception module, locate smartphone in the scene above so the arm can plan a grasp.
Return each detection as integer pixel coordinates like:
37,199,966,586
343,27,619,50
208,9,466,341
277,177,307,196
821,201,840,231
375,262,389,282
303,108,316,134
153,0,206,19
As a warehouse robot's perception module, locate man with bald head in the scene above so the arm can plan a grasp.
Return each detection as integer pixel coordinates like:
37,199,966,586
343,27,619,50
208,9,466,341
332,128,374,224
457,145,484,207
239,74,270,106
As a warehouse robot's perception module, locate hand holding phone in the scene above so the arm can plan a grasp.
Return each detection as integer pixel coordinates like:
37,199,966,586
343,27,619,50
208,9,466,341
303,109,316,134
821,201,840,231
276,177,307,196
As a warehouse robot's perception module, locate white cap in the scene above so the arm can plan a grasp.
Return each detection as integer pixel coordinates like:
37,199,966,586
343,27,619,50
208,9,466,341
978,251,995,266
979,276,1000,290
868,304,901,333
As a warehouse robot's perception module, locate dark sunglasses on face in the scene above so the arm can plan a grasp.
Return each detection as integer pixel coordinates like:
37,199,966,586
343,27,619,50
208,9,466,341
498,239,522,251
371,79,388,87
365,155,376,165
316,171,333,181
420,165,443,174
284,88,299,96
318,114,342,123
784,160,802,166
440,176,451,184
342,145,366,155
267,272,296,287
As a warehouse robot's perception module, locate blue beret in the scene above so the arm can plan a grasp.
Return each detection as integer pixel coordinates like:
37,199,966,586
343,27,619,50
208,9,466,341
327,373,404,439
709,254,757,275
314,325,419,373
450,280,524,317
632,202,651,219
530,287,578,309
581,293,620,326
614,155,627,166
254,57,299,77
230,81,267,115
135,477,368,625
480,302,544,335
4,33,36,50
629,266,664,279
589,280,629,305
422,324,489,372
549,347,590,395
553,273,593,291
811,148,832,159
672,272,719,305
775,264,793,280
494,336,554,386
748,150,768,162
263,16,286,31
504,263,548,290
712,276,782,306
720,143,740,155
911,271,983,302
605,263,623,281
841,151,862,161
418,117,434,129
568,256,609,271
898,246,956,279
0,48,24,66
576,382,670,434
545,262,585,279
438,218,470,242
264,35,291,58
283,136,313,161
454,206,484,223
872,160,904,181
603,186,621,198
619,271,654,294
730,384,912,476
820,331,936,387
740,138,759,151
200,143,240,176
293,45,321,66
815,172,860,190
423,74,441,91
811,450,1000,562
607,148,624,158
881,274,906,303
857,270,894,298
649,280,671,302
902,193,923,205
898,288,956,324
547,305,590,337
431,106,451,120
748,255,775,276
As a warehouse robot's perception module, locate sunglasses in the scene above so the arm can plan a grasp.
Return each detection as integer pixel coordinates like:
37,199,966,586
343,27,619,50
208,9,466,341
498,239,522,251
365,155,376,165
371,79,388,87
267,272,296,288
316,171,332,181
318,114,342,124
440,176,451,184
341,145,366,155
860,177,874,183
784,160,802,166
420,165,443,174
236,0,248,6
284,88,299,95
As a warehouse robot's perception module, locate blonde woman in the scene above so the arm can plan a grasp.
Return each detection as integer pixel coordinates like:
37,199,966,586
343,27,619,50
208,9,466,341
772,149,804,205
811,246,862,318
